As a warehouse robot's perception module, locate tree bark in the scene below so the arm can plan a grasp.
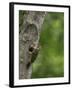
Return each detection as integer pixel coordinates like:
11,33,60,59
19,11,46,79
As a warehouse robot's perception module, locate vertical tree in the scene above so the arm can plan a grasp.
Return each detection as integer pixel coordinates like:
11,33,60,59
19,11,46,79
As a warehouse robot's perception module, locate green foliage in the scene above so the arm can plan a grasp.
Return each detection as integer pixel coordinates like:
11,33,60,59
32,12,64,78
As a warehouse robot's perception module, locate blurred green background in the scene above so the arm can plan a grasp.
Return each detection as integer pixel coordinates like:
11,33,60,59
19,11,64,78
32,12,64,78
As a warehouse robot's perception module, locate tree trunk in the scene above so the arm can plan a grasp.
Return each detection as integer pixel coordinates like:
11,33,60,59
19,11,46,79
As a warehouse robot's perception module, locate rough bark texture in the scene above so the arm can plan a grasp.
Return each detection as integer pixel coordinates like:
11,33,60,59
19,11,46,79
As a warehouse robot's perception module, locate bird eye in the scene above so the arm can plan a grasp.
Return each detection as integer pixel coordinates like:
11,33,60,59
29,47,34,52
